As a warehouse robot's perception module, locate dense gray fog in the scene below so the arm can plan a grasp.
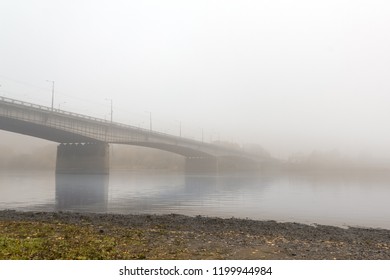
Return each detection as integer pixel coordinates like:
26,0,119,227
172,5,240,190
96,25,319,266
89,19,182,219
1,1,390,159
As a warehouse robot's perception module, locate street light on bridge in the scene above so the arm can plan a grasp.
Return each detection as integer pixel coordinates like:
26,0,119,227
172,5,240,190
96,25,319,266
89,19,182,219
175,120,182,137
145,111,152,131
105,98,113,123
46,80,55,111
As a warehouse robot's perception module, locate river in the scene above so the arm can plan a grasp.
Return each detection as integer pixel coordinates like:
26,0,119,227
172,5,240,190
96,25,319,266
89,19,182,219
1,169,390,230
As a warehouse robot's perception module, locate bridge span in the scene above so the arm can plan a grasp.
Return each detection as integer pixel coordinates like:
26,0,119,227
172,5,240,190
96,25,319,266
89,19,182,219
0,95,267,173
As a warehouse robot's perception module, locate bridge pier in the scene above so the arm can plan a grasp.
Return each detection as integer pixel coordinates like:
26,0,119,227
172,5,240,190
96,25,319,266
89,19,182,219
185,156,262,175
185,156,218,174
217,157,260,173
56,143,109,174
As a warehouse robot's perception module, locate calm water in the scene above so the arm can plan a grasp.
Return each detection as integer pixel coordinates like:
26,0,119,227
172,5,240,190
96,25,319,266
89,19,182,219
1,170,390,229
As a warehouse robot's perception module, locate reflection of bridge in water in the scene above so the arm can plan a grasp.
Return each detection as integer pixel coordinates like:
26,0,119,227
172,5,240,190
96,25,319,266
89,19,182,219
0,95,270,173
54,172,273,213
55,174,109,212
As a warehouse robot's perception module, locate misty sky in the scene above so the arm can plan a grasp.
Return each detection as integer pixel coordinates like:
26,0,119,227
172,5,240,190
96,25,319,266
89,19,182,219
1,0,390,159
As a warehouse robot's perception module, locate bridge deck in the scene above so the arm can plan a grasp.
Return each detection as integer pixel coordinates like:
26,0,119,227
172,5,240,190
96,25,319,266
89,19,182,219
0,95,264,161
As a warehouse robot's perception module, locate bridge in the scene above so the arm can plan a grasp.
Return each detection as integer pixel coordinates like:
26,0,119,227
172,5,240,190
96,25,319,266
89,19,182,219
0,95,267,174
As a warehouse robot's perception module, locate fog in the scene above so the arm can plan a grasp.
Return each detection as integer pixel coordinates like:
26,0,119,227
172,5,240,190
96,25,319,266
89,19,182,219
1,1,390,160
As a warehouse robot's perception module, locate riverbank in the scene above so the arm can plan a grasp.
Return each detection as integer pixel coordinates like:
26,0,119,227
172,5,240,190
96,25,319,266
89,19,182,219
1,210,389,259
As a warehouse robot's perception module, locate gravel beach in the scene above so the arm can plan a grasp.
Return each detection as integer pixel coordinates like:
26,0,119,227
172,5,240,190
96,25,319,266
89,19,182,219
1,210,390,259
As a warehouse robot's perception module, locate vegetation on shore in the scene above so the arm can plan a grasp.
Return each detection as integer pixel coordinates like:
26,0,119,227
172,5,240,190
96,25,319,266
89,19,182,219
0,218,242,260
1,211,390,260
0,220,209,260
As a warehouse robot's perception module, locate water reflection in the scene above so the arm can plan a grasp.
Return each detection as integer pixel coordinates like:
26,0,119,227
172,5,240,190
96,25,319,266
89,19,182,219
55,174,109,212
53,171,271,215
183,175,217,194
106,171,271,217
183,173,271,199
2,170,390,229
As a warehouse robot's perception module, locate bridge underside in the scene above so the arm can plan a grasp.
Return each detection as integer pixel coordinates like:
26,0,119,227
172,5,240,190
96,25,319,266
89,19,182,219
1,117,262,174
116,141,212,158
0,117,215,157
55,143,259,174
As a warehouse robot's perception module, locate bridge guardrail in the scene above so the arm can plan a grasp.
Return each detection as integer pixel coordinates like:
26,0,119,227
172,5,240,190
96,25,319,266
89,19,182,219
0,95,174,137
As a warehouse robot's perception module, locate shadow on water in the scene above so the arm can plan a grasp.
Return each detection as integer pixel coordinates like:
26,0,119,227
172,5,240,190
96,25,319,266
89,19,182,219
55,173,109,212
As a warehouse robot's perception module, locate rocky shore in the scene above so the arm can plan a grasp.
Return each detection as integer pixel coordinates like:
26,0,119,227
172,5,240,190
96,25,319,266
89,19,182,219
1,210,389,259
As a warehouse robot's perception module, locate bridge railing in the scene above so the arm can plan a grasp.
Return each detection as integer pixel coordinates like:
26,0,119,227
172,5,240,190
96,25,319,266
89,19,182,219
0,95,128,125
0,95,153,130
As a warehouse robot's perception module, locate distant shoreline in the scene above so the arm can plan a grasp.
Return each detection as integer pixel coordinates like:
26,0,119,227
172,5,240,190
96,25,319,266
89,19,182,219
1,210,390,259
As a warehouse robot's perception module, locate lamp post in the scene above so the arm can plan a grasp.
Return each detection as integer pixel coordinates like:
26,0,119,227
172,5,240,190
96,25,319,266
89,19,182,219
46,80,55,111
150,112,152,131
175,120,182,137
105,98,113,123
145,111,152,131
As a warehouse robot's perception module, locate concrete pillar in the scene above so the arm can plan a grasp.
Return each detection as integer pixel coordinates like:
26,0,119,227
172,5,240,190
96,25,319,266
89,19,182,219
217,156,260,174
56,143,109,174
185,156,218,174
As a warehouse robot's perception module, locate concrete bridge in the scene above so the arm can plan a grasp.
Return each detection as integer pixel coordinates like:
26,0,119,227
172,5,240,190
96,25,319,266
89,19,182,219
0,95,267,174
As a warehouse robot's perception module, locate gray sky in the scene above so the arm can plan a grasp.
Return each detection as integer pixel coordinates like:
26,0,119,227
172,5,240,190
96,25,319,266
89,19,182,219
1,0,390,159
